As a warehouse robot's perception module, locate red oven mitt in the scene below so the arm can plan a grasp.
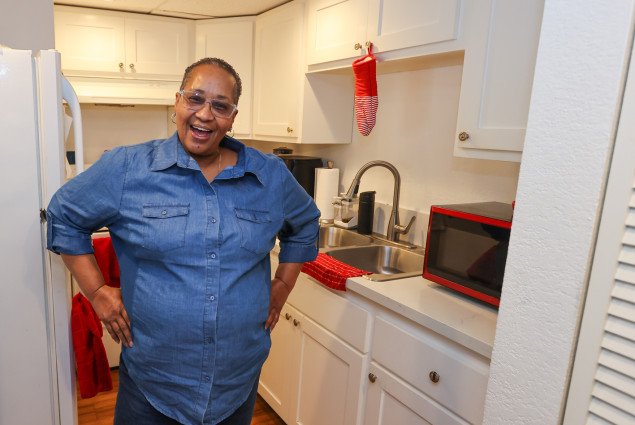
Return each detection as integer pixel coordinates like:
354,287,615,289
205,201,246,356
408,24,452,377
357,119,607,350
353,44,378,136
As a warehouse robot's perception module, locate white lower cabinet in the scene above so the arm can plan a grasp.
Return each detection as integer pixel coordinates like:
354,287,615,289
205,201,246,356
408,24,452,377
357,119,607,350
364,362,468,425
260,302,366,425
261,253,490,424
369,315,490,424
294,310,365,425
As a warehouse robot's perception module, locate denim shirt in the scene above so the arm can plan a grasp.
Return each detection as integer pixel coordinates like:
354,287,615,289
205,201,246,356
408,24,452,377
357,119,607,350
47,133,320,425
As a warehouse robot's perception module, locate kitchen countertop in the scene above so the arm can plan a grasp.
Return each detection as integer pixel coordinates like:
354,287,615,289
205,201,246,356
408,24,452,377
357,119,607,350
345,274,499,359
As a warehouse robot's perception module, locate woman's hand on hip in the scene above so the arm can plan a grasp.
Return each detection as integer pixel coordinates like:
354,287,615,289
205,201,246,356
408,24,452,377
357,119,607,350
91,285,133,348
266,277,292,331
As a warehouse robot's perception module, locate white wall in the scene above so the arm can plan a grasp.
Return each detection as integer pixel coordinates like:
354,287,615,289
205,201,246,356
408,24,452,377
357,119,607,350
0,0,54,50
483,0,635,423
66,104,172,165
246,64,521,245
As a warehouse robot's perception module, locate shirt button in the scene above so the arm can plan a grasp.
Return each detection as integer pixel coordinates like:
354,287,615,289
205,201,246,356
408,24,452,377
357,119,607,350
162,210,167,215
207,337,213,343
211,218,217,223
209,295,215,301
210,252,216,259
204,376,210,382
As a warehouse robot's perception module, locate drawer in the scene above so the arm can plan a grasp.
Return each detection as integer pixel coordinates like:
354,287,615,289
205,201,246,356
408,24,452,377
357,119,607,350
372,316,490,424
288,273,371,353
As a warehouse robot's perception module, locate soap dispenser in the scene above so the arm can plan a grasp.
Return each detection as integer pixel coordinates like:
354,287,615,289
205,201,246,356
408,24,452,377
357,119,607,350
357,191,376,234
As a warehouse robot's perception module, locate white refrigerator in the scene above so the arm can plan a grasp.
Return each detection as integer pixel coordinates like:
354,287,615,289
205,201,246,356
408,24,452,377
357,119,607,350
0,48,83,425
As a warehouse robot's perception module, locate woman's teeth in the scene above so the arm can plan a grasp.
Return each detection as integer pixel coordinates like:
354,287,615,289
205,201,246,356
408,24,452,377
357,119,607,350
191,125,212,134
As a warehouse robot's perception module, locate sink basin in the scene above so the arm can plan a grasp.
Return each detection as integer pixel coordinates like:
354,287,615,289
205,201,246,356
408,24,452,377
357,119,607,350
326,245,424,280
319,226,373,249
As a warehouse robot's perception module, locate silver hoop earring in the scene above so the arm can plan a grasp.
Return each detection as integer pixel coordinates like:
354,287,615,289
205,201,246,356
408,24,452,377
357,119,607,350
170,112,176,124
227,128,234,138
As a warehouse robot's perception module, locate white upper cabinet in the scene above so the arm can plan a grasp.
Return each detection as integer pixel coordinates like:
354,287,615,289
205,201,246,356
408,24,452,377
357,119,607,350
253,0,353,144
252,1,304,141
196,18,255,139
454,0,544,162
306,0,461,66
54,6,193,80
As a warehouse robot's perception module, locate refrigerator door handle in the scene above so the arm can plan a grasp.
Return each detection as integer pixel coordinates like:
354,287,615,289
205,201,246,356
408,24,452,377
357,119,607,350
61,75,84,174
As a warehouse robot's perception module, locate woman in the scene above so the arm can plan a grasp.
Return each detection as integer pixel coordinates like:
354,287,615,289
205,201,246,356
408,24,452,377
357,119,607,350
47,58,320,425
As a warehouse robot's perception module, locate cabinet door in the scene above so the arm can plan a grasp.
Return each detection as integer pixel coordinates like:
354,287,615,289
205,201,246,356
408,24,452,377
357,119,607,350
294,314,365,425
454,0,544,162
253,1,304,141
124,17,192,77
366,0,460,53
196,18,255,139
306,0,367,65
54,7,126,74
365,363,469,425
259,304,301,424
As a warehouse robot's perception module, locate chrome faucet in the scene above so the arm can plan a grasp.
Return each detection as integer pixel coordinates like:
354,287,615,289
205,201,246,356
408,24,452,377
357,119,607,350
345,160,415,242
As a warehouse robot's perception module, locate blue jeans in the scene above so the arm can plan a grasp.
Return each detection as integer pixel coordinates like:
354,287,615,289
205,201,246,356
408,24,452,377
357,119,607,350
113,357,259,425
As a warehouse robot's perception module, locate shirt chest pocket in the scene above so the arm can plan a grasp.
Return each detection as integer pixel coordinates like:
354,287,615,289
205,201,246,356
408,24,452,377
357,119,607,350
235,208,277,255
141,204,189,252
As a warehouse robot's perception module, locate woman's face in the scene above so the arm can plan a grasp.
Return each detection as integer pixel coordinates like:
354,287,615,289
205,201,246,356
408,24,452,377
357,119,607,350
174,64,238,159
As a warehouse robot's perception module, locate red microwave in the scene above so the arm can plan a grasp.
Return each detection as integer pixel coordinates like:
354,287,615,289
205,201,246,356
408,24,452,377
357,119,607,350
423,202,513,307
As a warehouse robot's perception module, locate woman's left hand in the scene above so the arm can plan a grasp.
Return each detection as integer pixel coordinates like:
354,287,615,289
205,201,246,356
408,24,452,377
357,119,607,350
266,277,292,331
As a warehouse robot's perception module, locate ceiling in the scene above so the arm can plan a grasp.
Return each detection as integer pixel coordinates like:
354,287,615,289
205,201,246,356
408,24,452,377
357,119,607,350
54,0,292,19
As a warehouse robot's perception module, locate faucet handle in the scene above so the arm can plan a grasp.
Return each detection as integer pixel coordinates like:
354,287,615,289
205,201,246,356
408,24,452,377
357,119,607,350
395,216,416,235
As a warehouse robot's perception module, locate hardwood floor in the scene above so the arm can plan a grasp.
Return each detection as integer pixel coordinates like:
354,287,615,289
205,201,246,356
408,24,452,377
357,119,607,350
77,368,285,425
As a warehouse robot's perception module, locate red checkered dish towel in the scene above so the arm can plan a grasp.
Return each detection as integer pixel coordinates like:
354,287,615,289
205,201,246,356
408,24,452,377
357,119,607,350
301,253,372,291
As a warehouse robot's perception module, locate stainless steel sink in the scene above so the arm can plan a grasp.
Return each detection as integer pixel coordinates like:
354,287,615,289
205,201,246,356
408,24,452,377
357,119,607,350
325,245,425,281
319,226,374,249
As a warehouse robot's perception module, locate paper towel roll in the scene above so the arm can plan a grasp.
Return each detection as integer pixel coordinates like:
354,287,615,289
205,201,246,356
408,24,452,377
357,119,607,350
314,167,340,221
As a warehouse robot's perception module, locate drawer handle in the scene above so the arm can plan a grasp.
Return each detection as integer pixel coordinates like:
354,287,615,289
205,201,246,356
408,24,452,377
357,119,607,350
458,131,470,142
429,371,440,383
368,373,377,383
293,319,299,327
285,313,291,320
129,63,135,70
118,62,124,69
354,43,363,50
287,126,293,134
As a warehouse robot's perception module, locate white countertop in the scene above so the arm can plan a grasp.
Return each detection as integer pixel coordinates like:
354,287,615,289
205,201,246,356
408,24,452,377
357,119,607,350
345,274,499,359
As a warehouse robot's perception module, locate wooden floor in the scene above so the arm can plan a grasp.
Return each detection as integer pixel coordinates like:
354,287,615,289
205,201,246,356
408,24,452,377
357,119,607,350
77,368,285,425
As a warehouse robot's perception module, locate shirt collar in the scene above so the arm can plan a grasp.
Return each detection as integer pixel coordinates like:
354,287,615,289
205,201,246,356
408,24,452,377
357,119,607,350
149,132,265,185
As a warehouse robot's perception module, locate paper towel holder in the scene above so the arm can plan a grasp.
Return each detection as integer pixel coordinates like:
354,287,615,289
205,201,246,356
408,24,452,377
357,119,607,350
317,161,337,225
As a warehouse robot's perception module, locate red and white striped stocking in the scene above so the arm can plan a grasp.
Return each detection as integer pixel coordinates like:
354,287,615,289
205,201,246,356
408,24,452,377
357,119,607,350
352,45,378,136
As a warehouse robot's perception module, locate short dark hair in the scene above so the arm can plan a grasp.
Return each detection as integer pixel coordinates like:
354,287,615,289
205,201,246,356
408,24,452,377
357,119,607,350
179,58,243,105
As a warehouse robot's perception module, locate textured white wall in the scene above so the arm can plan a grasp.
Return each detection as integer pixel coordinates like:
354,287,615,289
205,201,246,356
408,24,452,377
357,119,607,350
483,1,635,423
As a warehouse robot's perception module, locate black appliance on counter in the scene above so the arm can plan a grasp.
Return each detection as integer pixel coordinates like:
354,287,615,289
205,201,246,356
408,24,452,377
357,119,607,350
274,147,323,197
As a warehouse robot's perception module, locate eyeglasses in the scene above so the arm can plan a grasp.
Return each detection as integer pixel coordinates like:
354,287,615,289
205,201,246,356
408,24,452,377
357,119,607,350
178,90,238,119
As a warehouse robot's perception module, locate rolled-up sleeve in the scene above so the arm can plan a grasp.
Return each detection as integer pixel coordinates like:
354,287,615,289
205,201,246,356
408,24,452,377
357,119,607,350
276,160,320,264
47,147,126,255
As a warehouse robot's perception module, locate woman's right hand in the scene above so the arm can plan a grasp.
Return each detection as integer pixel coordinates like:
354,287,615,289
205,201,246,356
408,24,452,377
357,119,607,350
90,285,133,348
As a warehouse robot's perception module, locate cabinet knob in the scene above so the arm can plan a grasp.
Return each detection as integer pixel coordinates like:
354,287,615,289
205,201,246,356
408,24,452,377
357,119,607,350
368,373,377,383
285,313,291,320
118,62,124,69
293,319,299,327
287,127,293,134
458,131,470,142
129,63,135,70
365,41,372,49
354,43,363,50
429,371,440,383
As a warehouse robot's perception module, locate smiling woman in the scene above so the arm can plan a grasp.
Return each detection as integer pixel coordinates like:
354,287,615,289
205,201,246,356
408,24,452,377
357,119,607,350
47,55,320,425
